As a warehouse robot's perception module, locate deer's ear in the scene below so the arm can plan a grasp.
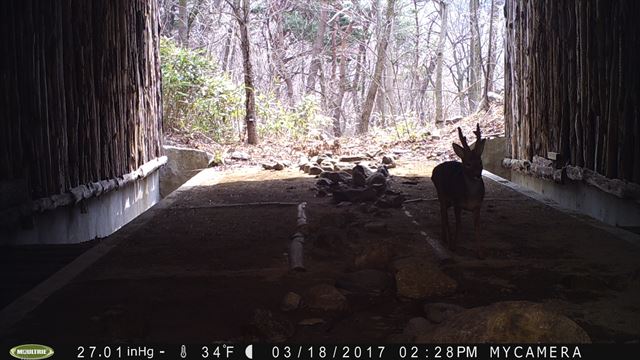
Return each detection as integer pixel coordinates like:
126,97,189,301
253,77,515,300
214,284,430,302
474,139,486,155
453,143,466,159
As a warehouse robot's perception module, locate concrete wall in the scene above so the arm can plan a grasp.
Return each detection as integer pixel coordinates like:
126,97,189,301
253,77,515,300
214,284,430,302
481,137,511,180
2,172,160,245
512,172,640,229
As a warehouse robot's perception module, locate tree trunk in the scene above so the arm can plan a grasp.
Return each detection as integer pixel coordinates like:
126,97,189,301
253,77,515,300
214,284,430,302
306,1,327,94
233,0,257,144
178,0,189,46
480,0,496,110
434,0,448,126
468,0,482,111
358,0,395,134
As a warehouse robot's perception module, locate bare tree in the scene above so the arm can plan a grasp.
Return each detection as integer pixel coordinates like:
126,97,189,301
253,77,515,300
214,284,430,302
434,0,448,126
229,0,258,144
359,0,395,134
468,0,482,111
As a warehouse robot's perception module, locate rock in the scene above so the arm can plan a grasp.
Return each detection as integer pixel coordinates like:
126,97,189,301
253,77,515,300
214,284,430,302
300,162,311,173
319,171,351,184
352,170,367,187
298,318,325,326
281,292,302,312
353,164,374,178
375,194,406,208
335,269,394,295
423,303,465,324
308,166,323,175
354,243,394,270
273,162,285,170
320,161,335,172
415,301,591,343
230,151,250,160
392,257,458,299
334,162,354,173
304,284,348,312
366,172,388,194
160,145,211,197
262,162,276,170
316,178,334,188
339,155,368,162
364,221,387,233
251,309,294,342
445,115,464,124
403,317,434,340
382,155,395,165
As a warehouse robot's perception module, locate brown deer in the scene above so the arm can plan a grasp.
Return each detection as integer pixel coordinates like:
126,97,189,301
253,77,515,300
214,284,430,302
431,123,486,258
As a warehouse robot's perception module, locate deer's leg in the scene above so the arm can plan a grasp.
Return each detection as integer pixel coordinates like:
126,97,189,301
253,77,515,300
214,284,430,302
473,207,484,259
453,205,461,251
439,200,450,248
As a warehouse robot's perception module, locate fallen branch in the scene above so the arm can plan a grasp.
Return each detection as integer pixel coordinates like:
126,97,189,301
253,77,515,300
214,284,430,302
289,202,308,272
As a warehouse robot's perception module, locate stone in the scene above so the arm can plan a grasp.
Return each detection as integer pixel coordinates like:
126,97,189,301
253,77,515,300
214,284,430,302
392,257,458,299
364,221,387,233
333,162,354,173
423,303,465,324
308,166,323,175
320,161,335,172
281,292,302,312
354,243,394,270
375,194,406,208
230,151,250,160
382,155,395,165
251,309,294,342
160,145,211,197
304,284,348,312
273,162,285,170
339,155,368,162
319,171,351,184
403,317,434,340
335,269,394,295
415,301,591,343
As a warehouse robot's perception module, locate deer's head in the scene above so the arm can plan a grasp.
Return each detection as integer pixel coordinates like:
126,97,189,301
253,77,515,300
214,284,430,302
452,123,486,180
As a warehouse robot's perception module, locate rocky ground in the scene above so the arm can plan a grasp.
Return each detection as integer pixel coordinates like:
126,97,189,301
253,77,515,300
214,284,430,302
4,161,640,343
164,103,505,171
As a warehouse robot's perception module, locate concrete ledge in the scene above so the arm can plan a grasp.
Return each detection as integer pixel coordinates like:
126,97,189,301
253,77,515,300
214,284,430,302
3,172,161,245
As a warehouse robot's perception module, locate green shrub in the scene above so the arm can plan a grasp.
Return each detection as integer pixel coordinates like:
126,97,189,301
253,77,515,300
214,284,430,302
160,38,243,143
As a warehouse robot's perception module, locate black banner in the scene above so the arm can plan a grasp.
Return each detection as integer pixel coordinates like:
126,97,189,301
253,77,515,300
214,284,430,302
3,343,638,360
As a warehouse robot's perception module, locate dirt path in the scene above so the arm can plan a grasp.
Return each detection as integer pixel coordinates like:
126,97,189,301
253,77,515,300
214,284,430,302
3,163,640,343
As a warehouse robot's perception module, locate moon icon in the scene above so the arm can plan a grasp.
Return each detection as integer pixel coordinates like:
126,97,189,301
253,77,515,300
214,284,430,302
244,345,253,359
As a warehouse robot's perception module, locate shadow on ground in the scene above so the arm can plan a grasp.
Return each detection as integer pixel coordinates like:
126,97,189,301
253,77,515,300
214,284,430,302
2,164,640,343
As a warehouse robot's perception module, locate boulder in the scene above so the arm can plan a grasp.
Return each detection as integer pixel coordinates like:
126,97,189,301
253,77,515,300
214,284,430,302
423,303,465,324
403,317,434,340
308,166,323,175
304,284,348,312
160,145,211,197
281,292,302,312
416,301,591,343
392,257,457,299
230,151,250,160
339,155,369,162
251,309,294,342
353,243,394,270
335,269,394,295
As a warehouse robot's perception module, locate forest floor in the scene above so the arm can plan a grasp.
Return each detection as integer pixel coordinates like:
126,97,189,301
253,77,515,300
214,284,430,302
3,158,640,343
164,103,505,171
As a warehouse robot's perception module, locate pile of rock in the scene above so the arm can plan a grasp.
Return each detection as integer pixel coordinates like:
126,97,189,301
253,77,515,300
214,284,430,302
299,154,404,206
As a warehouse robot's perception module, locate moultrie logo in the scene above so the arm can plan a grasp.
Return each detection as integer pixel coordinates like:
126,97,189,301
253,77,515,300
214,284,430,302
9,344,54,360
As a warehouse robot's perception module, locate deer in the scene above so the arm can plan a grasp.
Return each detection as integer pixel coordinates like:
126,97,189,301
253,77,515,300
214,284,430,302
431,123,486,258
